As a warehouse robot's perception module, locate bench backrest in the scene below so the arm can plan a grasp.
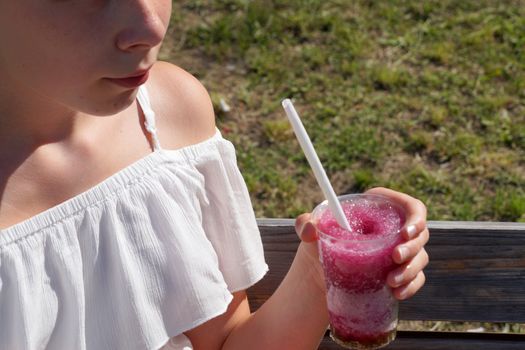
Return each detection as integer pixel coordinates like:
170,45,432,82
248,219,525,323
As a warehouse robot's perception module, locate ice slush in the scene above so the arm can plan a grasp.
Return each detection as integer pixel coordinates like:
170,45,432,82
313,194,405,349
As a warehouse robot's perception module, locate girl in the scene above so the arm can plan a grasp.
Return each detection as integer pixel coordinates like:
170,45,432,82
0,1,429,349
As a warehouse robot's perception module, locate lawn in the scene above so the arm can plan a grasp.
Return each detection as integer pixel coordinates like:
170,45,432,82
162,0,525,333
162,0,525,221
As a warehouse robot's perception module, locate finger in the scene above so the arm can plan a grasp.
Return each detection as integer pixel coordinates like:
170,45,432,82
365,187,427,240
392,227,430,264
388,249,429,288
393,271,426,300
294,213,318,243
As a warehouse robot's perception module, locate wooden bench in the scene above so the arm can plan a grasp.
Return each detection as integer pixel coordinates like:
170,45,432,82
248,219,525,349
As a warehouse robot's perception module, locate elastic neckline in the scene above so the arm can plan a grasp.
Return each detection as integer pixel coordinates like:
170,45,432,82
0,130,224,247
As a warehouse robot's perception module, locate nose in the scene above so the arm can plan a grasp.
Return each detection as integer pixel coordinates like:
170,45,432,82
115,1,168,52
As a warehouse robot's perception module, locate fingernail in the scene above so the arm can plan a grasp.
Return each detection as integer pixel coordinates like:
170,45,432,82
398,282,413,300
305,221,316,232
406,225,417,239
398,246,409,261
398,287,408,300
303,222,319,241
393,273,404,285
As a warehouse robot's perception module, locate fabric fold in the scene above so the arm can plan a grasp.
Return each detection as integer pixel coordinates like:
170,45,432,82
0,134,268,350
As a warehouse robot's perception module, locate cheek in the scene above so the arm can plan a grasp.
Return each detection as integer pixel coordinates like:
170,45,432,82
3,19,101,98
0,10,83,82
3,38,83,96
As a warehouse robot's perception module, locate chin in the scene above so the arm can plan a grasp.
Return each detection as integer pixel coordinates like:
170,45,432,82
81,89,138,116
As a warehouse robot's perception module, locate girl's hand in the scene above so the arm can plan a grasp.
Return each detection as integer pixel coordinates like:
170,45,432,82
365,187,429,300
295,187,429,301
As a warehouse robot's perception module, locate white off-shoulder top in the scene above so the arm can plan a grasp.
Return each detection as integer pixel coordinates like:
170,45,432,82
0,85,268,350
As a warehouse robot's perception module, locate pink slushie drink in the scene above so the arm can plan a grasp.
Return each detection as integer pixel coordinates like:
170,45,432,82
312,194,406,349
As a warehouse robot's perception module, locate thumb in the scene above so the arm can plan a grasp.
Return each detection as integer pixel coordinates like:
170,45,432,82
295,213,318,243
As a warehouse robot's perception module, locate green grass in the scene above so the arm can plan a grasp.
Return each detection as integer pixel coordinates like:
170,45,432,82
163,1,525,334
163,0,525,222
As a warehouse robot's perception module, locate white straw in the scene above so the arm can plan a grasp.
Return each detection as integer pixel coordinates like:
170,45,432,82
282,99,351,231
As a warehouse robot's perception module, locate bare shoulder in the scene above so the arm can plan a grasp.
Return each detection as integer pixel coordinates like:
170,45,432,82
145,61,217,150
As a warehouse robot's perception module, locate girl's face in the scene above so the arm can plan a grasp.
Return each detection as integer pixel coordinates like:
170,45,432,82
0,0,172,116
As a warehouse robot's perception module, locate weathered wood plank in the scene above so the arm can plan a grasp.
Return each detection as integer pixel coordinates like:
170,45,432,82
317,331,525,350
248,219,525,323
256,219,525,234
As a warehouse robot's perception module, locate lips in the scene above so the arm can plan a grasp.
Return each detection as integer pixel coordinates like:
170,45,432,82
105,69,150,88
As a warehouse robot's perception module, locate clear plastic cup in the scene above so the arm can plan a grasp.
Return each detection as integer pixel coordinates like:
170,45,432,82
312,194,406,349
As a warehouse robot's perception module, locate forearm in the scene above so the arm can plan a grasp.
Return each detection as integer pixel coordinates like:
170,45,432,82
222,243,329,350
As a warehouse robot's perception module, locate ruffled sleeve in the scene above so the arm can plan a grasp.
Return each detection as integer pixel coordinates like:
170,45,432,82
192,136,268,292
